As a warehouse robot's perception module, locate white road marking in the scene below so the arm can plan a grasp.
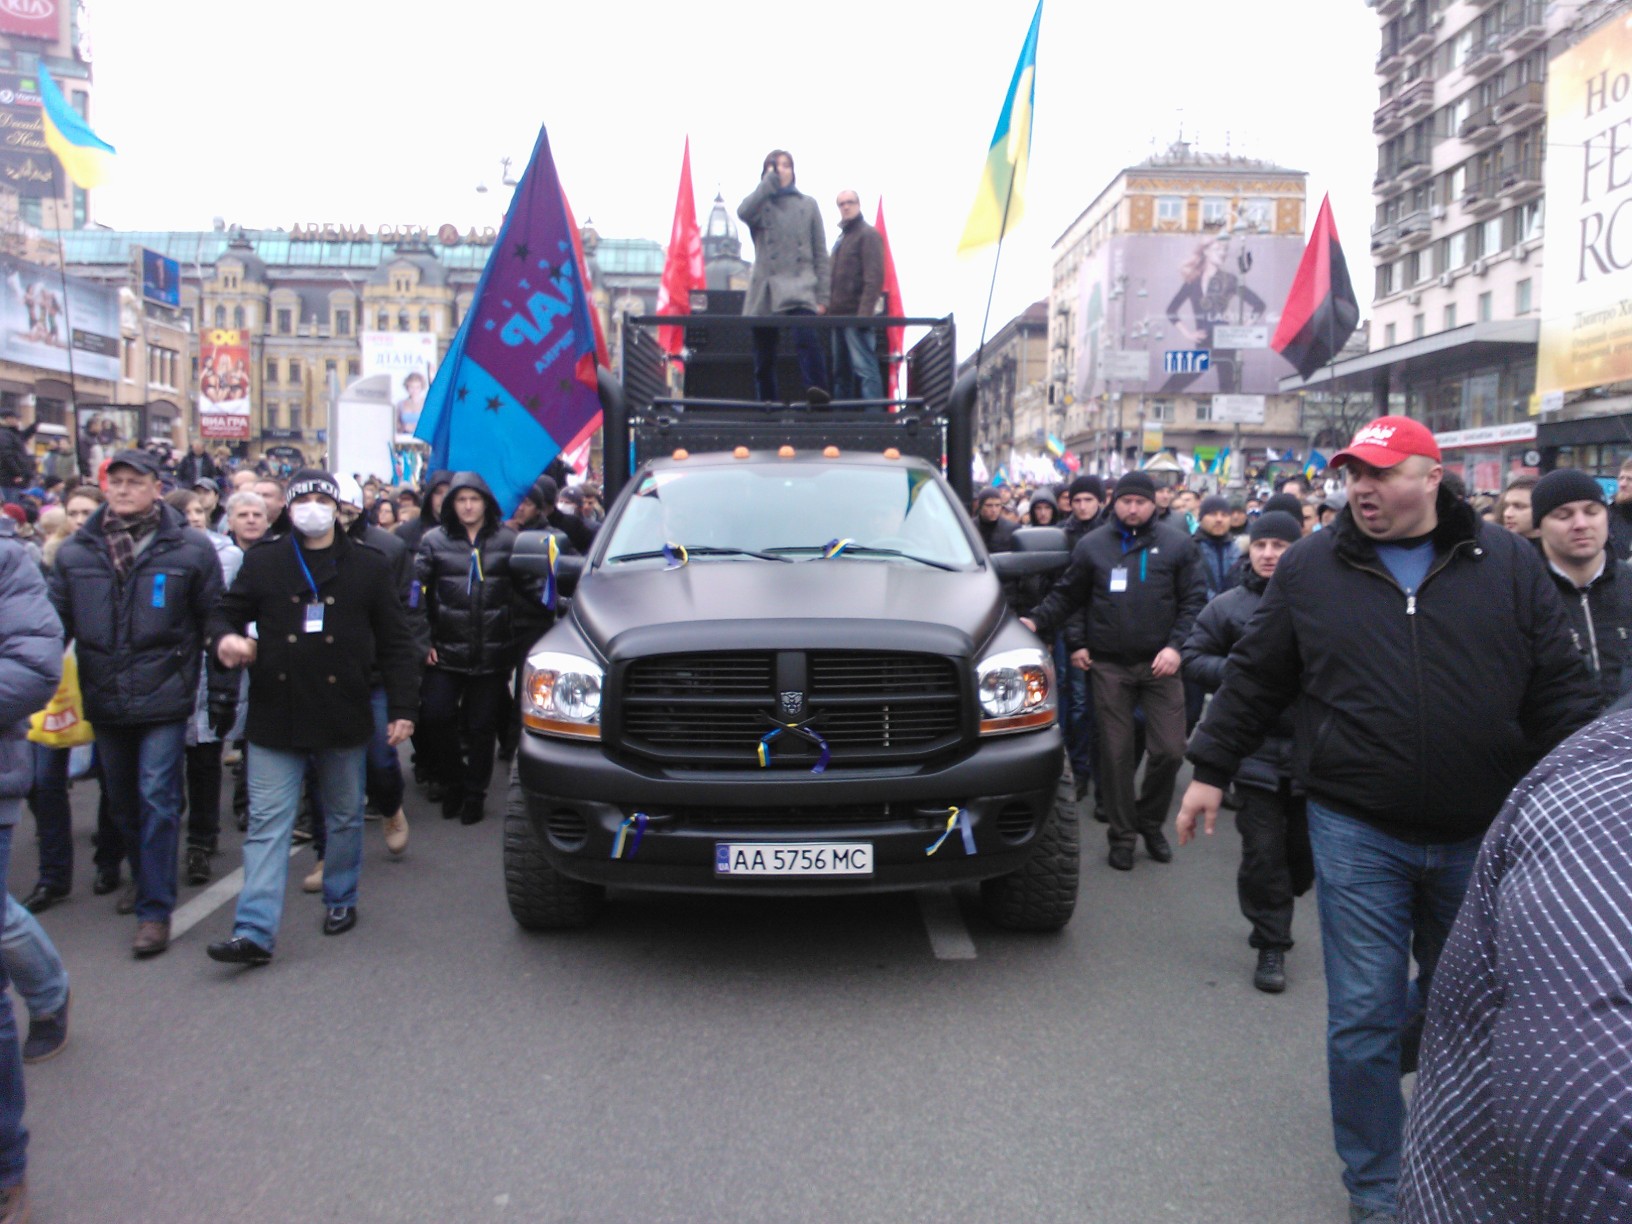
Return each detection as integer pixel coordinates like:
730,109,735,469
916,888,977,960
168,846,302,941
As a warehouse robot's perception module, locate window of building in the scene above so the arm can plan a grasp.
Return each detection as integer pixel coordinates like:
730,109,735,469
1148,399,1174,423
1376,265,1394,299
288,359,302,384
1447,229,1468,269
288,405,302,431
1518,199,1543,242
265,403,280,429
73,188,86,229
1443,303,1457,330
1156,196,1184,225
1412,314,1426,339
335,309,351,336
1238,200,1271,230
232,305,245,329
265,359,278,383
1384,322,1398,347
1200,199,1229,228
1516,278,1532,314
121,340,135,382
1482,216,1503,257
213,305,226,327
377,311,389,331
1478,291,1493,322
397,309,410,331
1195,399,1214,423
276,308,292,335
182,307,195,331
325,359,337,381
418,309,431,332
347,359,360,377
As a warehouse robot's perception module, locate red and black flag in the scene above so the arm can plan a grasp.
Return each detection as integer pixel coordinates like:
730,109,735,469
1272,194,1360,380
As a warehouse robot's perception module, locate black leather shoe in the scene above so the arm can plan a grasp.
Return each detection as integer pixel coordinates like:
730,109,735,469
20,884,68,914
459,797,485,826
91,870,120,896
1143,831,1174,863
185,846,211,886
1254,948,1287,994
207,936,272,966
1072,774,1090,802
322,906,357,936
1107,844,1135,871
441,789,463,820
806,386,831,405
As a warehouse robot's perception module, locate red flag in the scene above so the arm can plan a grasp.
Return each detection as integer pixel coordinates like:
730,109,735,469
1271,194,1359,380
875,199,905,397
561,188,611,371
656,137,705,357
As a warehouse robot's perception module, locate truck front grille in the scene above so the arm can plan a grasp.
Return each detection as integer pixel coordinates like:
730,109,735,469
616,650,966,768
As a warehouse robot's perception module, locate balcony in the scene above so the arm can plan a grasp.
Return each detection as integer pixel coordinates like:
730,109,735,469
1500,4,1549,54
1400,16,1438,58
1397,210,1433,246
1373,98,1402,135
1397,78,1435,120
1499,159,1543,200
1375,0,1404,16
1396,155,1433,186
1493,79,1545,127
1376,40,1406,76
1373,162,1400,193
1461,177,1503,216
1371,220,1402,256
1458,104,1501,144
1462,35,1503,77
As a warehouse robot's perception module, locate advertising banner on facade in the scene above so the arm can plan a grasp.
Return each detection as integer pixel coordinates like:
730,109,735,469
139,248,180,308
0,2,60,41
0,253,118,380
1074,230,1303,400
360,331,437,436
1537,19,1632,395
197,327,252,440
0,73,52,198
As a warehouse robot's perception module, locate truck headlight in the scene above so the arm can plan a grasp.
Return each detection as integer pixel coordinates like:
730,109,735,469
521,650,603,740
976,647,1056,735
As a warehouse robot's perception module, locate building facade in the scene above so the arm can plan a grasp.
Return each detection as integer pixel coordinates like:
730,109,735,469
1048,143,1308,481
959,300,1050,474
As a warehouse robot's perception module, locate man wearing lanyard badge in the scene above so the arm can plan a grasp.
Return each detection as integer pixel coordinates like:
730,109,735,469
205,470,420,965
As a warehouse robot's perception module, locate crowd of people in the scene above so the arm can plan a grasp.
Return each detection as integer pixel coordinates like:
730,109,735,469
990,418,1632,1224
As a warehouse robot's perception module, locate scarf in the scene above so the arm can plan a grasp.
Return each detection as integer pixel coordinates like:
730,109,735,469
103,503,163,581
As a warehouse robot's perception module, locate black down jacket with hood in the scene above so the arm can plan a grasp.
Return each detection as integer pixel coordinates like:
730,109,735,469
416,472,550,675
1186,488,1600,843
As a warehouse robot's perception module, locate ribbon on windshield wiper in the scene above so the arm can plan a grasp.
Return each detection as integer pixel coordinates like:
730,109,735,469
606,545,792,565
768,541,958,571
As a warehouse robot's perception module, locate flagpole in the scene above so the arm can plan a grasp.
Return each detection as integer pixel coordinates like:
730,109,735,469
47,159,79,440
971,161,1022,470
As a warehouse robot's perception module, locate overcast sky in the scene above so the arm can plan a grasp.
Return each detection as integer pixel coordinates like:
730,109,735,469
87,0,1382,353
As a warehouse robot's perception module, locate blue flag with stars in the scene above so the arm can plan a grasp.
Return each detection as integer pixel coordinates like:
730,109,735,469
415,123,602,517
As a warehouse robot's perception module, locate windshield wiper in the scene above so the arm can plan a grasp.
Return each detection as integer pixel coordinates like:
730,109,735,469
608,546,793,564
766,544,959,571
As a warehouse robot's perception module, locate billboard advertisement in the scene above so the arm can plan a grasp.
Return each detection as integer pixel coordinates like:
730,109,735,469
1073,229,1303,400
139,248,180,308
75,405,141,475
1537,19,1632,395
0,1,60,41
360,330,437,436
197,327,252,441
0,254,119,380
0,73,52,198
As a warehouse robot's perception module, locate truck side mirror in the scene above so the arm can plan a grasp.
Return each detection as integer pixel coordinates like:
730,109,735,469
990,526,1070,579
512,529,586,597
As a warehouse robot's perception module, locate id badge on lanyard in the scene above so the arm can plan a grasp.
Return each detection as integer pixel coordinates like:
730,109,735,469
303,602,324,633
293,538,324,633
1109,567,1129,594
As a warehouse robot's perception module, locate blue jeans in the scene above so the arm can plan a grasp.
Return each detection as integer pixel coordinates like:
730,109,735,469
830,327,883,400
1307,802,1481,1214
752,309,828,401
313,689,405,862
27,744,71,893
234,744,365,951
0,817,28,1188
96,721,187,923
2,895,67,1019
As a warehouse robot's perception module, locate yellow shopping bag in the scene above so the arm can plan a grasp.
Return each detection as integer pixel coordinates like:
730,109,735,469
27,648,94,748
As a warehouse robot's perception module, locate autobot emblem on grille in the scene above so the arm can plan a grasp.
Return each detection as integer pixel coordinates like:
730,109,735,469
779,690,805,717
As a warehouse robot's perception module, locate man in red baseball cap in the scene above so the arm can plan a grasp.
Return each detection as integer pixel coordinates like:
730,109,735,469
1174,413,1597,1221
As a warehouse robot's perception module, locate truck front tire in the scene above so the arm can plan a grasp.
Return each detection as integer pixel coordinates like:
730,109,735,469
978,755,1080,931
503,763,605,930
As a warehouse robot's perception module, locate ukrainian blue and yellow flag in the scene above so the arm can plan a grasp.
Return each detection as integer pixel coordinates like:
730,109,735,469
957,1,1041,255
38,66,114,190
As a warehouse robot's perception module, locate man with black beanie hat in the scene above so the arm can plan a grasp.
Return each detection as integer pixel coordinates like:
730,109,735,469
205,469,421,964
970,486,1017,554
1532,467,1632,710
1182,509,1311,994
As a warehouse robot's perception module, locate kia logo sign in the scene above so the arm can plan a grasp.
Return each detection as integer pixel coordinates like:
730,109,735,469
0,1,56,17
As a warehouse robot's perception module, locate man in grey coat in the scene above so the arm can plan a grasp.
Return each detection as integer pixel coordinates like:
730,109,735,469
0,511,65,1222
738,149,830,403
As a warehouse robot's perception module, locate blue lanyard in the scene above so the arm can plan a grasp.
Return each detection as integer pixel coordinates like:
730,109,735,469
292,535,320,601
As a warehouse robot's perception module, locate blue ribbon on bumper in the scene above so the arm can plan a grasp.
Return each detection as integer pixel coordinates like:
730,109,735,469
926,806,975,857
611,812,649,860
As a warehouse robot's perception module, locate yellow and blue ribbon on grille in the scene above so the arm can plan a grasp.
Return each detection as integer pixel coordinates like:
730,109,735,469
611,812,649,860
756,720,831,774
925,806,975,857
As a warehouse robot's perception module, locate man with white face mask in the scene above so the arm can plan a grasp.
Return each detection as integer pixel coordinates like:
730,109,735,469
205,470,420,965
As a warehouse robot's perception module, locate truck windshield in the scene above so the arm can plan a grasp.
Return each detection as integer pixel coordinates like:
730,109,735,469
605,464,977,568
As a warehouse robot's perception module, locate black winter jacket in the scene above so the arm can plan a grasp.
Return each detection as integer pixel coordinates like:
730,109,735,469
208,528,420,751
348,514,430,671
50,502,231,726
417,472,549,675
1546,550,1632,712
1187,489,1599,843
0,422,34,488
1194,531,1242,601
1028,514,1206,661
1610,500,1632,563
975,514,1017,555
394,471,452,557
1181,572,1294,793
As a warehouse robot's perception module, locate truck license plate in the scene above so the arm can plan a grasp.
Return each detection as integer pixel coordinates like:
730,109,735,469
714,842,874,877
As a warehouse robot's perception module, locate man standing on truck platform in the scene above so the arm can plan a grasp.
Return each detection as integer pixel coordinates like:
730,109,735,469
827,189,884,401
1021,470,1205,871
738,150,830,404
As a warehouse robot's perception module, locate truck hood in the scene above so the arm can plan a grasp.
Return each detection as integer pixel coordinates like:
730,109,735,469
571,559,1005,660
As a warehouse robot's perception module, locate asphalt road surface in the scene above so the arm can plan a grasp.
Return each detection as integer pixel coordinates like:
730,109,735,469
11,761,1351,1223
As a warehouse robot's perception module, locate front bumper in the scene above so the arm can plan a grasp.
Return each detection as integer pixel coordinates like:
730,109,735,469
515,726,1064,895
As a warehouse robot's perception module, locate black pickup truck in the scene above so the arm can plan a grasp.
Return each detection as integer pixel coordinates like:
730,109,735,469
505,308,1076,930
